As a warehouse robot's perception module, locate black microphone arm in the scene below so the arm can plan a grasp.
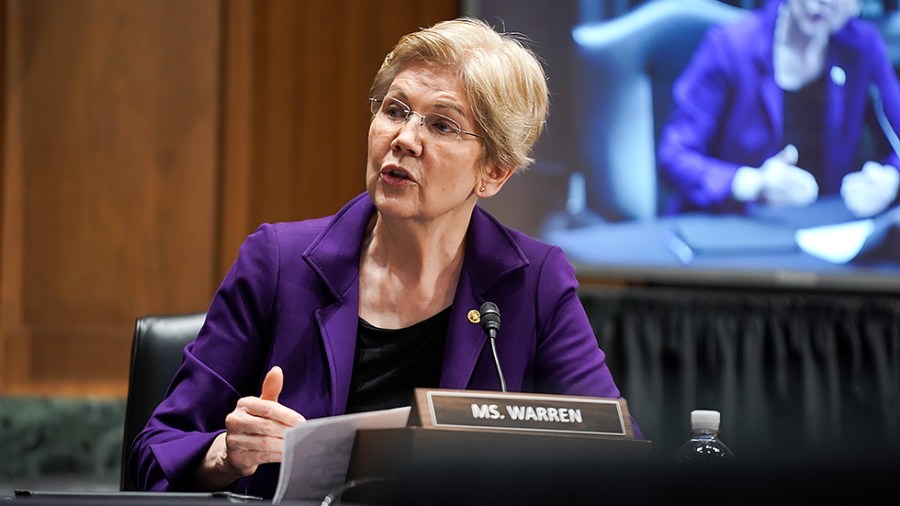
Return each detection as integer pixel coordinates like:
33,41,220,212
479,301,507,392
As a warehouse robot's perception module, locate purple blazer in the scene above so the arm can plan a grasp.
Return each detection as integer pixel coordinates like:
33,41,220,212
658,0,900,213
130,192,625,497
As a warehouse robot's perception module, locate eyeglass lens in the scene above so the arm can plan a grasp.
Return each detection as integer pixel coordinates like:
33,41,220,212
371,97,466,139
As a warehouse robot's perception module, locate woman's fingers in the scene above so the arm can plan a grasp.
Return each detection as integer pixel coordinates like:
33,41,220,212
216,366,307,477
235,396,306,427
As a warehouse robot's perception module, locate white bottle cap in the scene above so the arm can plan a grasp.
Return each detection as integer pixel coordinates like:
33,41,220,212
690,410,721,431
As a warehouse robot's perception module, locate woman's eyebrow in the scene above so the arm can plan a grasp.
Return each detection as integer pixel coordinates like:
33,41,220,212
433,102,468,119
434,102,469,120
385,86,470,119
384,86,409,100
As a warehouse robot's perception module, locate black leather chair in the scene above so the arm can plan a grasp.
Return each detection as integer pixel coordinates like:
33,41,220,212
120,311,207,491
570,0,743,221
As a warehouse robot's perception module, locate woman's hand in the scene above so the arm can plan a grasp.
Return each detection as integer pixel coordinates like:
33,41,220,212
197,366,306,490
758,145,819,207
732,145,819,207
841,161,900,218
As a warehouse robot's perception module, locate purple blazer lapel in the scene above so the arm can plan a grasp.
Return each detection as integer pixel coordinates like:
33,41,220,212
302,195,530,404
824,55,848,190
439,269,488,389
302,193,373,415
751,3,781,142
315,292,359,415
439,205,529,389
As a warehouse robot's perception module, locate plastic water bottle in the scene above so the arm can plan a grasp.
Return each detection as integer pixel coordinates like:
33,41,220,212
675,410,734,462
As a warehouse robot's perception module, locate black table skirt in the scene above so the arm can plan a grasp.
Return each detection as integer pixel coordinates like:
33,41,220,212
579,284,900,461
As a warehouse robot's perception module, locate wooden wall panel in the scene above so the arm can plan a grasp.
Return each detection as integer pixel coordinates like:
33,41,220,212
0,0,18,392
1,0,459,395
2,0,222,395
217,0,460,275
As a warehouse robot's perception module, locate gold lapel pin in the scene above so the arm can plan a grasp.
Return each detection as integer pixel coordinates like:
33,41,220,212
467,309,481,324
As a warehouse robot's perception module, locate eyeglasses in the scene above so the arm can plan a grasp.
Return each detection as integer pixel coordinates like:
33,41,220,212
369,96,483,140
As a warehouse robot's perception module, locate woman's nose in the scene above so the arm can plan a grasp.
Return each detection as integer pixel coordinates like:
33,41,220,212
391,117,424,155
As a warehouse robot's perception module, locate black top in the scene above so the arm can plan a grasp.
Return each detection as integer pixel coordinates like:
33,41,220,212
345,306,451,413
782,72,829,192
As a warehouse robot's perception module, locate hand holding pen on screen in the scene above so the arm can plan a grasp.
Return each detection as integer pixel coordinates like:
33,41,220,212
732,144,819,208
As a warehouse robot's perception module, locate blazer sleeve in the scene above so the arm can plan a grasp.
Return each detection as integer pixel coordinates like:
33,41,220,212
531,246,643,438
532,246,620,398
657,27,746,210
129,224,280,492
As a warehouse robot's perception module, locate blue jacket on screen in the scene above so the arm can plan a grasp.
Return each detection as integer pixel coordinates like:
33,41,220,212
658,0,900,213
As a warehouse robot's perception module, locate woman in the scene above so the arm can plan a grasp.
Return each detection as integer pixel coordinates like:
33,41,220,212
130,18,629,498
658,0,900,217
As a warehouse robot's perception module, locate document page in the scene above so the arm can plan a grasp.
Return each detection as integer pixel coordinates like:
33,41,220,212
272,406,410,504
795,219,875,264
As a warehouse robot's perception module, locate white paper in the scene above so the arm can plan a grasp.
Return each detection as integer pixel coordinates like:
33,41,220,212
795,219,875,264
272,406,410,504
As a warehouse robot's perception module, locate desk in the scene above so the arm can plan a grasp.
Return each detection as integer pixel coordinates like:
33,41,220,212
6,456,900,505
546,198,900,290
21,462,898,504
4,492,319,505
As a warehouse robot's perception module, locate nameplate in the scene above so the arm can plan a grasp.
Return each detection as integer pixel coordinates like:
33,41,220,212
410,388,632,438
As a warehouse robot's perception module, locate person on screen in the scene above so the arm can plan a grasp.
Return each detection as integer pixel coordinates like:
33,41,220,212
129,18,633,498
657,0,900,217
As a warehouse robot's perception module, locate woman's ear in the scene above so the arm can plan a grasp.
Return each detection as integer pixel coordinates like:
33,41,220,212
476,164,515,198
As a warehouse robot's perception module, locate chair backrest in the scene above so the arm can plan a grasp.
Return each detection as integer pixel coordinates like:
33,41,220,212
120,311,207,491
571,0,744,221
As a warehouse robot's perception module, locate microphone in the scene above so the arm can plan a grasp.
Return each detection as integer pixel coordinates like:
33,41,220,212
479,302,507,392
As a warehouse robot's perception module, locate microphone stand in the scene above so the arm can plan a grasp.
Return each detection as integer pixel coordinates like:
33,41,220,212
871,84,900,158
489,335,507,393
480,302,508,393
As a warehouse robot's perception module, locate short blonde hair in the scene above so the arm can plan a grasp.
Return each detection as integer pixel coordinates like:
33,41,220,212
370,18,549,173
